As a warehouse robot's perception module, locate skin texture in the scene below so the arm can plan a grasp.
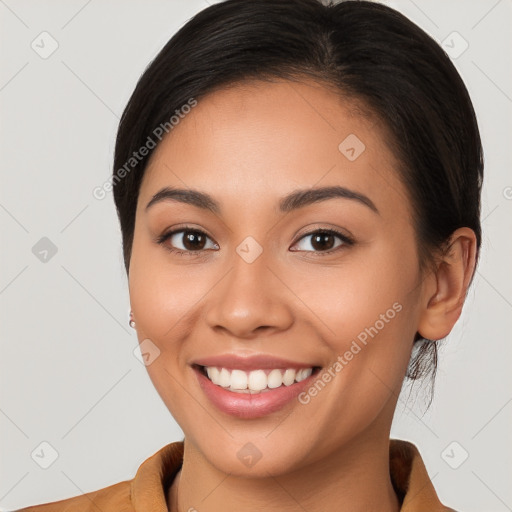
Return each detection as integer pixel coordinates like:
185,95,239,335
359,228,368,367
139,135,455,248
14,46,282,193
128,79,477,512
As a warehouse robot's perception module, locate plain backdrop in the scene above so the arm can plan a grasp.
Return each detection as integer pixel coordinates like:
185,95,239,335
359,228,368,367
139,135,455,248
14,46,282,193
1,0,511,510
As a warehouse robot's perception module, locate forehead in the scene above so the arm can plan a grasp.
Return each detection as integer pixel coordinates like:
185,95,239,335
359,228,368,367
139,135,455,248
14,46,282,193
139,79,409,219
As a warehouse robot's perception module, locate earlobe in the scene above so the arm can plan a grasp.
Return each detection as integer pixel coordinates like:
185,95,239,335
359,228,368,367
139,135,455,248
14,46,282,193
417,228,478,341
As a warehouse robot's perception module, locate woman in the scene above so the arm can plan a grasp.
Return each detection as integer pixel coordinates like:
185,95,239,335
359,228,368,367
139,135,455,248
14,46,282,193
17,0,482,510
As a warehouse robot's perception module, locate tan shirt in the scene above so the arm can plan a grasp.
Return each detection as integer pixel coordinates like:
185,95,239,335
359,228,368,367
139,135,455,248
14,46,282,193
16,439,457,511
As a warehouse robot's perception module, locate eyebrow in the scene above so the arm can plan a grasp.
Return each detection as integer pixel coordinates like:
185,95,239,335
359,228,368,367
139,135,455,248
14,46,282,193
145,185,379,215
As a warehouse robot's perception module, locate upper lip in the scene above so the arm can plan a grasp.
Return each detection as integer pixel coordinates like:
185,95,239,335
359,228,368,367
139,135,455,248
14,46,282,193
192,353,319,371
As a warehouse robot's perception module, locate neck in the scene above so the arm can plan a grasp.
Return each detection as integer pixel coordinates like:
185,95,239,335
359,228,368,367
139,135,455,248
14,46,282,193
167,431,400,512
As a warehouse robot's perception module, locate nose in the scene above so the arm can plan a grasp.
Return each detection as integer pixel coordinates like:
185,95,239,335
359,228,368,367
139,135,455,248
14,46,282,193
204,249,294,339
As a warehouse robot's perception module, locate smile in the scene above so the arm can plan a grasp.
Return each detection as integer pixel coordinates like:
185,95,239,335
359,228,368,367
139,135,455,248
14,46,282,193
193,360,322,419
202,366,314,393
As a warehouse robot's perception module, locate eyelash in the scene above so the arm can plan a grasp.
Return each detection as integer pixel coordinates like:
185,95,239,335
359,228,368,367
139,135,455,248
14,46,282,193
293,228,355,256
155,225,354,257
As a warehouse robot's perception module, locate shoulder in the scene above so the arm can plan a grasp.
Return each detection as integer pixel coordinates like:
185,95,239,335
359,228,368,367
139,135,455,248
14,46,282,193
14,479,133,511
14,441,184,512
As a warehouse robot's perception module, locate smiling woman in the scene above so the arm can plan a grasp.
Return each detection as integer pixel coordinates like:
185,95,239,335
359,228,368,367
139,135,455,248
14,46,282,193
17,0,483,511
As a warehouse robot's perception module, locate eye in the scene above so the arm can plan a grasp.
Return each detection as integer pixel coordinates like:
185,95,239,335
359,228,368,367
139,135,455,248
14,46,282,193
155,226,353,256
156,227,219,255
290,228,353,254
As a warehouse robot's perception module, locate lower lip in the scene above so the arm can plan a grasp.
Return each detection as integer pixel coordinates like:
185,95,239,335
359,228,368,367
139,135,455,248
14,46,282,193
194,366,318,419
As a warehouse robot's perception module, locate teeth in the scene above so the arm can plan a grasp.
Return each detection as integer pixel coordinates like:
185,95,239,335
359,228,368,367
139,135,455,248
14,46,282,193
219,368,231,387
248,369,267,391
204,366,313,393
267,369,283,389
283,368,296,386
231,369,248,390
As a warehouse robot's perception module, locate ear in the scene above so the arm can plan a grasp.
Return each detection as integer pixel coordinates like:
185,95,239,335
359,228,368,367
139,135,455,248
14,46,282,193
417,227,478,341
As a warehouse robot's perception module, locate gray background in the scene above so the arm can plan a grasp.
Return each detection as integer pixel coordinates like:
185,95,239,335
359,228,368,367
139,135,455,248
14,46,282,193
1,0,511,510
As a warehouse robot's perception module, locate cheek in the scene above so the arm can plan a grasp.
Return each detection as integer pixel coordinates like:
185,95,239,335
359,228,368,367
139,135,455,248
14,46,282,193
290,243,419,406
128,246,200,427
129,237,208,346
130,270,192,339
291,281,417,456
291,247,419,349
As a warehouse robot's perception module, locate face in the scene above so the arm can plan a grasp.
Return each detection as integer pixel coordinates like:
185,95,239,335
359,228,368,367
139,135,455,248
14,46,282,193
129,78,427,476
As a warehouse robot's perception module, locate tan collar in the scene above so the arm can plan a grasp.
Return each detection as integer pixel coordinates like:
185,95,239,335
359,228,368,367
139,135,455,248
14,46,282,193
130,439,455,511
389,440,456,511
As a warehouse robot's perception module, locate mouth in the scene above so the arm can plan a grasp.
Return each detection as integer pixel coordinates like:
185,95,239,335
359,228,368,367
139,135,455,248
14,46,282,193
192,363,322,419
195,364,321,393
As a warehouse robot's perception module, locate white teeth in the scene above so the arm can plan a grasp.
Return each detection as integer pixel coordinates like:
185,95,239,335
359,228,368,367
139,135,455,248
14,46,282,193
282,369,296,386
206,366,219,383
296,368,313,382
248,370,267,391
203,366,314,392
219,368,231,387
230,369,248,390
267,369,283,389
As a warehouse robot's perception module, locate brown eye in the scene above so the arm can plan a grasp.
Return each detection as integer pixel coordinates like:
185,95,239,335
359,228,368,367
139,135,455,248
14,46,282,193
157,228,219,254
291,229,353,254
310,233,336,251
181,231,207,250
